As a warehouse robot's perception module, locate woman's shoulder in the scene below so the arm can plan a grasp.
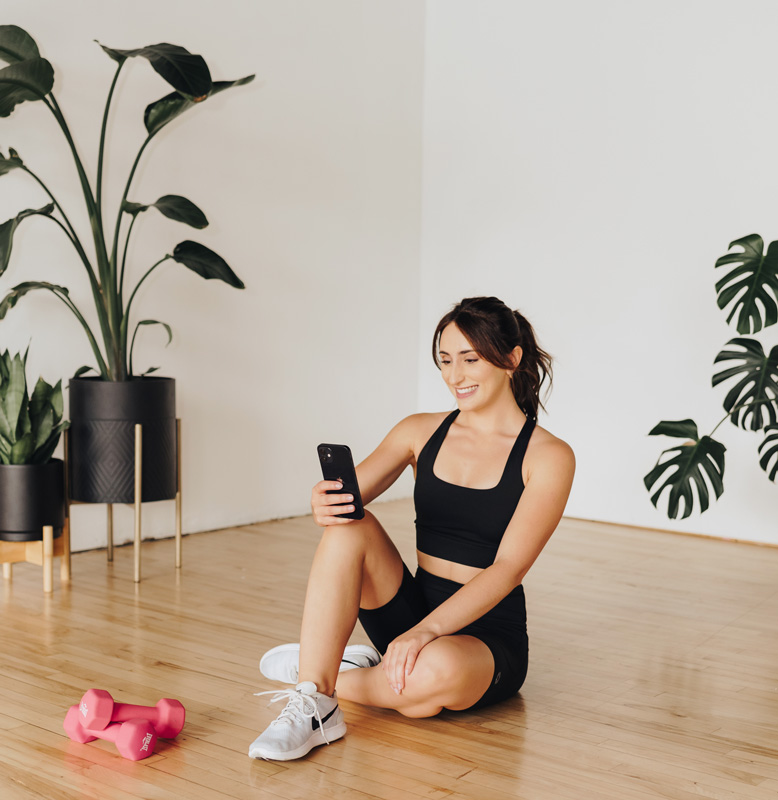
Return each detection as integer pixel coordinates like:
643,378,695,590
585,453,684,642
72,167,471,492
388,411,451,454
526,423,575,475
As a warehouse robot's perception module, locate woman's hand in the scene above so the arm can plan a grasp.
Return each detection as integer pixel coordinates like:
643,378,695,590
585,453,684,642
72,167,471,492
311,480,357,527
382,627,438,694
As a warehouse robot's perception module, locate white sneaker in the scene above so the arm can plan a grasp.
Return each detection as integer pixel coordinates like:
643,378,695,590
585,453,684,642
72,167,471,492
259,643,381,684
248,681,347,761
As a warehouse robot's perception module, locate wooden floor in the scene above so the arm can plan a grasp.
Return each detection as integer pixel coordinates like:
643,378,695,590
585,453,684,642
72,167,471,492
1,499,778,799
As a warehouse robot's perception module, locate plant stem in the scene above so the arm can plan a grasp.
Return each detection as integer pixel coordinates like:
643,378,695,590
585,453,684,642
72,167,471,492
96,61,125,230
118,213,138,302
42,94,118,378
709,398,777,437
47,287,110,378
120,254,172,372
110,134,154,286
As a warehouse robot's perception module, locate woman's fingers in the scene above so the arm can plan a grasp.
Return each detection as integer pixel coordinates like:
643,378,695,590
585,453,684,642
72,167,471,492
311,481,356,525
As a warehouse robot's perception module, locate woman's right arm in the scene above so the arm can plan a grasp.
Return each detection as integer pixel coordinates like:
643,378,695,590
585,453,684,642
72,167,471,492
310,414,436,527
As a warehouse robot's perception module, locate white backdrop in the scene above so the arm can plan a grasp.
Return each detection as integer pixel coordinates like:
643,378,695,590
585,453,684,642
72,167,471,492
2,1,775,552
0,1,424,550
419,0,778,543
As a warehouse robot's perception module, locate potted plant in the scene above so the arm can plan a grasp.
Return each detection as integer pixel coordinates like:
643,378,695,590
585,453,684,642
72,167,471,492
0,349,67,541
0,26,252,502
644,233,778,518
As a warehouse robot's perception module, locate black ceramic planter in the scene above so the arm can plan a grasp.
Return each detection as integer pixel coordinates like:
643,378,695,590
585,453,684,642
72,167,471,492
0,459,66,541
68,377,177,504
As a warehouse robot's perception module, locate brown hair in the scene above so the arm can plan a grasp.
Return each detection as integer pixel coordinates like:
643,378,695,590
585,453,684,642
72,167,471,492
432,296,553,419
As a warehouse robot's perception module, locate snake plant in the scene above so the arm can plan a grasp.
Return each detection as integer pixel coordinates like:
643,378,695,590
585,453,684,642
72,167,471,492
0,25,253,380
0,349,68,465
645,234,778,518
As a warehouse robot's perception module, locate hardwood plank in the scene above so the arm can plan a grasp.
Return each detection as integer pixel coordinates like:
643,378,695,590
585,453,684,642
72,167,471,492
2,500,778,799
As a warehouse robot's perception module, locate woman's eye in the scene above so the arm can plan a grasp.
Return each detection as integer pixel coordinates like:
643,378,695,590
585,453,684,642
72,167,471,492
441,360,451,366
465,358,478,363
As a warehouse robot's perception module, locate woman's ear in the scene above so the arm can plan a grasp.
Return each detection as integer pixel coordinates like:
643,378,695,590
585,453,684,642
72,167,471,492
511,346,523,371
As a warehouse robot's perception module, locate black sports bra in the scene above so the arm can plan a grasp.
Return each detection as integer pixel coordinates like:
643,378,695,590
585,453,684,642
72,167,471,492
414,410,536,569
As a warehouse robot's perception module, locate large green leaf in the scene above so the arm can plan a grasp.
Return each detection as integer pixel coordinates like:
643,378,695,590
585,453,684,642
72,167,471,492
758,424,778,481
714,234,778,334
123,194,208,228
712,337,778,430
645,423,726,519
647,419,699,440
0,25,41,64
98,41,211,98
2,351,27,443
10,432,33,465
31,420,68,465
0,148,23,176
0,203,55,276
172,241,245,288
0,281,69,320
0,58,55,117
144,74,255,136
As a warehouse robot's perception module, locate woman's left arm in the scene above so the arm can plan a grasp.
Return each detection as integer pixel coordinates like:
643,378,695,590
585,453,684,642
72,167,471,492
383,437,575,693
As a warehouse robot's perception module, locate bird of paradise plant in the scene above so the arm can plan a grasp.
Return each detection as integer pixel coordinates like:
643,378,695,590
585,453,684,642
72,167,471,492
0,25,252,381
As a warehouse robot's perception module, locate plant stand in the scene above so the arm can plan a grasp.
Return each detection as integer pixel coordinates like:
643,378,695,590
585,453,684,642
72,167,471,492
0,521,71,594
69,420,182,583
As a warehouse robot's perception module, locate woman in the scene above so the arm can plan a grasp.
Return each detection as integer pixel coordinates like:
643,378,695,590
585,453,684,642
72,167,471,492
249,296,575,761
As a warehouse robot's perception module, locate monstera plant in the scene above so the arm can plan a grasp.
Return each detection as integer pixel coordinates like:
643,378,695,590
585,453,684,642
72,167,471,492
645,234,778,519
0,25,252,380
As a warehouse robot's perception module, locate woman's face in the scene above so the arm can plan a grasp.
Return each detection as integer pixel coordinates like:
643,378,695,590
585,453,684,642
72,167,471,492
438,323,512,411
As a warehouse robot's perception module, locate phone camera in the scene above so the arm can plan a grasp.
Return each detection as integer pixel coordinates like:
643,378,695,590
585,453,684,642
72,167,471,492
319,446,333,463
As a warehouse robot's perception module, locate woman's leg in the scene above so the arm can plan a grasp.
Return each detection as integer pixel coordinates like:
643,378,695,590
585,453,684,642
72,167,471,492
337,634,495,716
297,509,405,696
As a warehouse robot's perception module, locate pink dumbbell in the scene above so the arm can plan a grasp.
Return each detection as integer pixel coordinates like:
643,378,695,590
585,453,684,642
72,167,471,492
78,689,185,738
63,705,157,761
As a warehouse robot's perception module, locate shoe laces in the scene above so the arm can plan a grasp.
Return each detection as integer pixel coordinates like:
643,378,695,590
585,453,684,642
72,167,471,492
253,688,332,744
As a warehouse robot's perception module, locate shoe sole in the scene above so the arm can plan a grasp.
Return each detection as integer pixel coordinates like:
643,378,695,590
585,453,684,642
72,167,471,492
259,643,381,683
248,721,347,761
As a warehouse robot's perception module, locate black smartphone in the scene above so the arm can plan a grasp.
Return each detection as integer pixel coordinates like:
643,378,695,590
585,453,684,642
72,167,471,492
317,443,365,520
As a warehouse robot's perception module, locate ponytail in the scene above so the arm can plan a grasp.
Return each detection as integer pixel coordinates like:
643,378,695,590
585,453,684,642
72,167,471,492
432,296,553,419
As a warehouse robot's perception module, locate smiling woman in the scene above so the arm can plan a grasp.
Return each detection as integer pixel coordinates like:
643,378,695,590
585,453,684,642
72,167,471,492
249,296,575,763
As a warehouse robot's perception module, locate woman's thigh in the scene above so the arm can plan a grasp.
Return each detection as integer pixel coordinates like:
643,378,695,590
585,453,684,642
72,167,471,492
418,635,495,711
351,509,407,610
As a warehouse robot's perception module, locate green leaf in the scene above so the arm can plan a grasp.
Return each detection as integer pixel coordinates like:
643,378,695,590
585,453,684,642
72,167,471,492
712,337,778,430
0,148,23,176
0,58,55,117
714,234,778,334
9,432,33,464
141,366,160,376
3,351,27,441
30,420,68,465
172,241,245,288
644,434,726,519
29,376,53,423
123,195,208,228
0,25,41,64
97,41,211,98
0,203,55,276
0,281,69,319
648,419,699,440
758,424,778,481
143,74,254,135
73,365,96,378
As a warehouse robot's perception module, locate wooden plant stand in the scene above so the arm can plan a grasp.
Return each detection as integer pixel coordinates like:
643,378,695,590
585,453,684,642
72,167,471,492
0,522,71,594
68,419,183,584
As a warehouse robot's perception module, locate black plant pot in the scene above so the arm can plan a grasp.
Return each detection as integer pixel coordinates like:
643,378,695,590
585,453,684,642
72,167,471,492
0,459,66,542
68,377,177,504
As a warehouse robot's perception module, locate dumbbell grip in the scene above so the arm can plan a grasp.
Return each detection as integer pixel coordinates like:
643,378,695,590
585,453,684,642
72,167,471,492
111,701,185,738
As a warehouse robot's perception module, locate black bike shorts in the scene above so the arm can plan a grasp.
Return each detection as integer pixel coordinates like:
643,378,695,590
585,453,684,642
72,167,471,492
357,564,528,710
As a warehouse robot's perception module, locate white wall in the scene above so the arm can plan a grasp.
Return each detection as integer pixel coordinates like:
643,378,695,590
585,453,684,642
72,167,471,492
1,1,424,550
420,0,778,543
